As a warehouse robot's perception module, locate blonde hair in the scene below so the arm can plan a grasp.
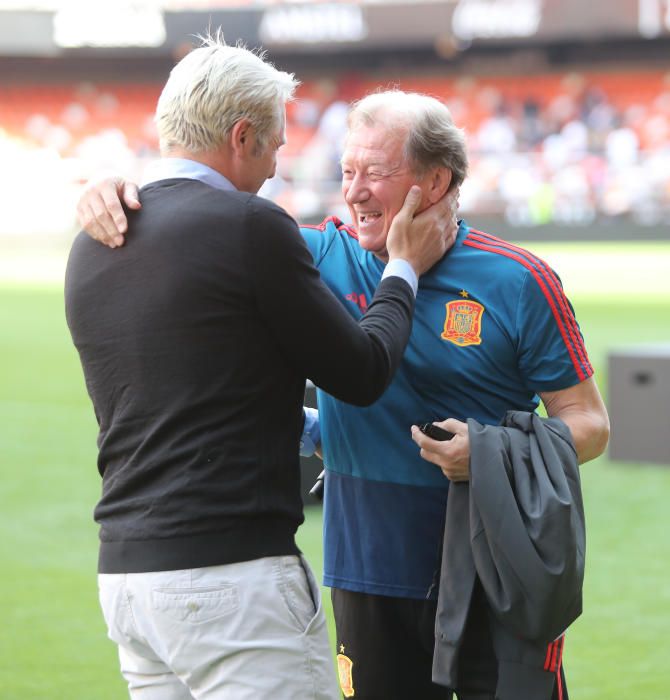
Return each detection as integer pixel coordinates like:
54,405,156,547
156,33,298,154
347,91,468,190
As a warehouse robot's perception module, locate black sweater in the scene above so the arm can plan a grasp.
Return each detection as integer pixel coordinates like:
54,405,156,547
65,179,415,573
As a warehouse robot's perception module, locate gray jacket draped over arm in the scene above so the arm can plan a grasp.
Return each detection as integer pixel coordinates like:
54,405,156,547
433,411,584,700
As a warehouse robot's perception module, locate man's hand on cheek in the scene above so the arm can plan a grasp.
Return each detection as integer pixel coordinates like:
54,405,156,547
408,186,460,260
386,186,450,275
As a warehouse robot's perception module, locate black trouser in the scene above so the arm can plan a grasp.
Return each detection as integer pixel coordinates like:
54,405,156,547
331,587,450,699
331,585,569,700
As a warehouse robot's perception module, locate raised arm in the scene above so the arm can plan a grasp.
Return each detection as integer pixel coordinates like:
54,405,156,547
247,188,450,406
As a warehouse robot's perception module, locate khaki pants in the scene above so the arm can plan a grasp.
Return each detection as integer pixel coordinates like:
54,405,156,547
98,555,339,700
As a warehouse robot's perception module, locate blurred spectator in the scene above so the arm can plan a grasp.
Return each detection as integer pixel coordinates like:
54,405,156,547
2,69,669,232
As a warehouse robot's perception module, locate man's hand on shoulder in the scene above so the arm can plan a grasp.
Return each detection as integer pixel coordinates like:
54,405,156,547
76,175,141,248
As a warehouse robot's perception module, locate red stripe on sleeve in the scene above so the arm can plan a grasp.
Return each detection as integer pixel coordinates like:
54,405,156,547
468,230,592,377
464,236,590,381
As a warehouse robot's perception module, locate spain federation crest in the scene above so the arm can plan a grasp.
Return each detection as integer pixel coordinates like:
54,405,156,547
337,652,355,697
441,300,484,346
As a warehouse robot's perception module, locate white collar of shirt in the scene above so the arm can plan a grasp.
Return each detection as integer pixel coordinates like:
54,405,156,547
142,158,237,192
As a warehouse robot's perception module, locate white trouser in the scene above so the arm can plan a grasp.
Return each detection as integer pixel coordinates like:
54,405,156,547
98,554,339,700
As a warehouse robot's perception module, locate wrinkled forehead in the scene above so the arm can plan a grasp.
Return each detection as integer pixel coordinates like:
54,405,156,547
342,121,410,164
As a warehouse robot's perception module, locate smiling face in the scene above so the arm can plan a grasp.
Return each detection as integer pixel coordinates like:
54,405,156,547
340,121,430,261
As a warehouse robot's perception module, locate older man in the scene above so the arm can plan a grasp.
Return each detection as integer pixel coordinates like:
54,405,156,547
65,40,454,700
78,90,609,700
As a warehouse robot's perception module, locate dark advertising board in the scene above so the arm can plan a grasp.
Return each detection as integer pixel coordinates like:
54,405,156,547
0,1,668,57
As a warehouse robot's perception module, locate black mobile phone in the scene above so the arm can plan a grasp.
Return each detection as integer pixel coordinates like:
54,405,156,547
419,423,455,441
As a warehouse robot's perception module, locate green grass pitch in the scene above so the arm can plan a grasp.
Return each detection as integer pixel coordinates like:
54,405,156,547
1,241,669,698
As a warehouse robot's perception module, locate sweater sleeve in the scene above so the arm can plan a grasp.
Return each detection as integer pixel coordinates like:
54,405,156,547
244,198,415,406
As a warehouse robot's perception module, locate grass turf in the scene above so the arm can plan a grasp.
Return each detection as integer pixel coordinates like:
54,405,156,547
1,253,669,697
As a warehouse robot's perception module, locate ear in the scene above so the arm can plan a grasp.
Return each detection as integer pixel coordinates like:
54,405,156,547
426,167,452,205
230,118,254,157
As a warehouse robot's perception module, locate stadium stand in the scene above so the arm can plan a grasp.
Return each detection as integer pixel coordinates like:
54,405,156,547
0,0,669,239
1,61,668,234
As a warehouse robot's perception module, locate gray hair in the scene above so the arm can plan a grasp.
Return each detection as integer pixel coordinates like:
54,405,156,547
156,34,298,154
347,91,468,191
